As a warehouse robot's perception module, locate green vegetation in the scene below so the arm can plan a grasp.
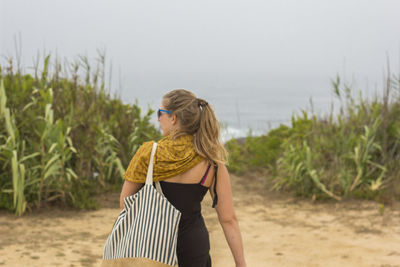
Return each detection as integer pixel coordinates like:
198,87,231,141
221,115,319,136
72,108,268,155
2,51,398,215
226,74,400,201
0,53,161,215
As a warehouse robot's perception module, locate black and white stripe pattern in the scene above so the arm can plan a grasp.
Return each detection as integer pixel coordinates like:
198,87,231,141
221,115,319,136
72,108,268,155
103,143,181,266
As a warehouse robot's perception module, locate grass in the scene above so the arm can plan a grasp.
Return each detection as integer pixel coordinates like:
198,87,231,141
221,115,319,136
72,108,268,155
0,51,161,215
226,72,400,202
2,48,399,212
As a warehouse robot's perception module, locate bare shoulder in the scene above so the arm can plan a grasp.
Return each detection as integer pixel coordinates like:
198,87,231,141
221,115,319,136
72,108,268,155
216,162,229,177
209,162,231,195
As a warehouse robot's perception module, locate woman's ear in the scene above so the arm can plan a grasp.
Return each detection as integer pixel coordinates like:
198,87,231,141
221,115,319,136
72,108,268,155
171,114,178,125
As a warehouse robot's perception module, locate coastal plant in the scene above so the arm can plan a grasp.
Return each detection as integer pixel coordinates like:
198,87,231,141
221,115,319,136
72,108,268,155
224,138,247,173
226,71,399,201
225,124,291,174
346,118,386,193
93,124,125,187
275,139,341,200
0,52,160,215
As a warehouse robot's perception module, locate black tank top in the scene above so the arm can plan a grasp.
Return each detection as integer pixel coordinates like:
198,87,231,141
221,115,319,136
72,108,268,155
157,164,218,267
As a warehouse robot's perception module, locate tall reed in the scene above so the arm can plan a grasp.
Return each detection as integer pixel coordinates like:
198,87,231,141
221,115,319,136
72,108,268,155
226,71,400,201
0,52,161,215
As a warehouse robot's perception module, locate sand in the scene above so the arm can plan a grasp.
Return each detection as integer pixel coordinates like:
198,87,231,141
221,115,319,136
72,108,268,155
0,173,399,267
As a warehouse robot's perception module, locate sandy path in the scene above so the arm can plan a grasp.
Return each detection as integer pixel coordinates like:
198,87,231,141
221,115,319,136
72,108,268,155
0,173,399,267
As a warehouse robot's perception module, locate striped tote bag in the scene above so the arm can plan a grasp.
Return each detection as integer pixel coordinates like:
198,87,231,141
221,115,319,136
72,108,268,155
101,142,182,267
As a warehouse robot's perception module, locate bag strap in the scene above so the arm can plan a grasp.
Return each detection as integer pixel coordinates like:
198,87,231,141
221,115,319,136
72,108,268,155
145,142,164,196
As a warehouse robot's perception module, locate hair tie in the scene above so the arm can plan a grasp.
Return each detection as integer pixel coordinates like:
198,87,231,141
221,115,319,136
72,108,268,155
197,98,208,108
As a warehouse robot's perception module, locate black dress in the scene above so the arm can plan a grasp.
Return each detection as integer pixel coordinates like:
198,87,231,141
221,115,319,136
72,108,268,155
158,164,218,267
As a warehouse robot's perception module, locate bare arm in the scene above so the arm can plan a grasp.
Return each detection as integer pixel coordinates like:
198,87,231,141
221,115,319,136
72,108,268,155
210,164,246,267
119,180,144,211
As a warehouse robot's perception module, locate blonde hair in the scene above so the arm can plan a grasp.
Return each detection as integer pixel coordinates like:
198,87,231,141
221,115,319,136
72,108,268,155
162,89,228,165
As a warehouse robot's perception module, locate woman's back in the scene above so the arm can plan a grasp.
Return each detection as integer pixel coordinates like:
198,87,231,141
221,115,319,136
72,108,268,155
159,161,215,217
160,160,215,186
158,161,216,267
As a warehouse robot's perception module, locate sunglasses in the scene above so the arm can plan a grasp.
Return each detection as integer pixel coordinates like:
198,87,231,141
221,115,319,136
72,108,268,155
157,108,172,118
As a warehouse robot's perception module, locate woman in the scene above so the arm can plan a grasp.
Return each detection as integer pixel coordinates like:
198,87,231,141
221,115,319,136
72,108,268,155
120,89,246,267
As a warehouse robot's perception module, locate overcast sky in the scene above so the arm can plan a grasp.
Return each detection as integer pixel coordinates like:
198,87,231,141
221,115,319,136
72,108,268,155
1,0,400,133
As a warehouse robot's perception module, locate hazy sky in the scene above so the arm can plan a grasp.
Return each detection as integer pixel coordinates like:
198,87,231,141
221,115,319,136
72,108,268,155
1,0,400,133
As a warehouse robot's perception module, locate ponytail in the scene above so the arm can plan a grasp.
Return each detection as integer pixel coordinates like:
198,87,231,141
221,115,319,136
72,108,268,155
163,89,228,165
